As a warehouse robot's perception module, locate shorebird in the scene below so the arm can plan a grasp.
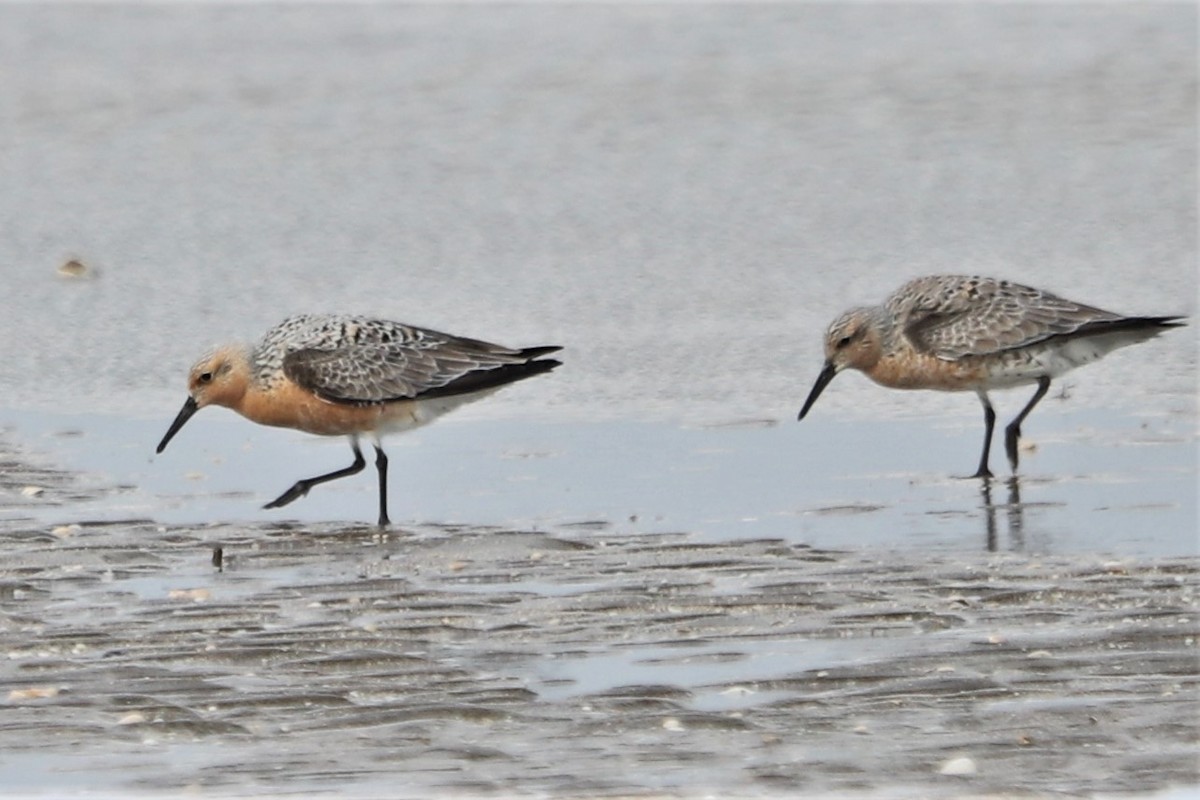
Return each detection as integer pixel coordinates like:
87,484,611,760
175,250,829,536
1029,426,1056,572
157,314,562,525
797,275,1184,478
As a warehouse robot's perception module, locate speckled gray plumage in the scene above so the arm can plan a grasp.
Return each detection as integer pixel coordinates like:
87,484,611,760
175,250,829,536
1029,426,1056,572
251,314,561,404
883,275,1129,359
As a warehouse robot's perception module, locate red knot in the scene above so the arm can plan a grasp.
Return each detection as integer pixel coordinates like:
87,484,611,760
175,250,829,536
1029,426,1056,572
157,314,561,525
798,275,1185,477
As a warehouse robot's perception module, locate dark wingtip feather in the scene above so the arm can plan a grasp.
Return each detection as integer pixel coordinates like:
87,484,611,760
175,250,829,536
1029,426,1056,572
518,345,563,359
417,355,561,400
1074,315,1187,338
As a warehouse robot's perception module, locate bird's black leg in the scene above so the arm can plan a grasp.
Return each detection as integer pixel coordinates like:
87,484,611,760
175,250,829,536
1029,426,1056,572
1005,376,1051,472
374,445,390,527
972,391,996,479
264,442,367,509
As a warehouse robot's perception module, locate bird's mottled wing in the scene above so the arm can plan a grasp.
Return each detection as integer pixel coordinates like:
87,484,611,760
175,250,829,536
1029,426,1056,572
281,321,540,405
896,276,1122,359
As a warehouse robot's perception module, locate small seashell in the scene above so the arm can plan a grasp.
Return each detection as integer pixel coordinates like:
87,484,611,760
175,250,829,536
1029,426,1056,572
57,258,91,279
168,588,210,602
938,755,977,776
9,686,60,701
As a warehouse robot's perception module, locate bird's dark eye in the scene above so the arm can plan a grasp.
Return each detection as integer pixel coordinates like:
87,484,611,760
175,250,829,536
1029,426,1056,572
836,336,852,349
198,372,213,383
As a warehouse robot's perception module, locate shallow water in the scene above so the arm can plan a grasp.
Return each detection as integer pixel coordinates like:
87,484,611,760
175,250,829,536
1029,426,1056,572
2,406,1196,558
0,4,1197,799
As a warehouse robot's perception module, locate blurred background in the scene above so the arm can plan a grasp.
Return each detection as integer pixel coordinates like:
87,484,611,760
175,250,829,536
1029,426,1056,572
0,4,1193,424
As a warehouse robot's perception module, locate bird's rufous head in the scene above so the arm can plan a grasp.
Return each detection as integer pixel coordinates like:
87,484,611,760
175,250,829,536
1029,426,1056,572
156,345,251,454
798,308,882,420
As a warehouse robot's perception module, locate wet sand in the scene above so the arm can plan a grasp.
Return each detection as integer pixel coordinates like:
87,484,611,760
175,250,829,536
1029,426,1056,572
1,451,1195,798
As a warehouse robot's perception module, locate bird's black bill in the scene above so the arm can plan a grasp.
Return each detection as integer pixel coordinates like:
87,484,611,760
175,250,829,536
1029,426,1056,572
798,362,837,420
157,396,199,454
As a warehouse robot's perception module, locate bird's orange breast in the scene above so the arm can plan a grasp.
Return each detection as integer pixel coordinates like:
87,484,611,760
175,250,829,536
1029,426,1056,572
237,380,393,436
865,351,989,391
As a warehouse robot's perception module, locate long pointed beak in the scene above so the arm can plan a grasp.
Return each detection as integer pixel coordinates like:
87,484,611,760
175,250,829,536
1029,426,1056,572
798,361,838,420
157,396,199,453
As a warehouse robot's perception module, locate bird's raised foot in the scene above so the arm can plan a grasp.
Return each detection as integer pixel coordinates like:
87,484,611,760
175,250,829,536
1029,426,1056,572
264,482,312,509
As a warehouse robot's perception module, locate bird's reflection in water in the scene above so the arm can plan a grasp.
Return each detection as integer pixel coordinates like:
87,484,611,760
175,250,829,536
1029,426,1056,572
981,475,1025,551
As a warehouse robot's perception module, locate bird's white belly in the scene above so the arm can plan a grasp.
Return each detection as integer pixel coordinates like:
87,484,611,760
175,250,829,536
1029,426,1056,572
375,387,503,435
979,333,1138,390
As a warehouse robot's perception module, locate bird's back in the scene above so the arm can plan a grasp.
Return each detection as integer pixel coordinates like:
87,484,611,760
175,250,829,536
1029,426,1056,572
888,276,1128,360
253,314,561,406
